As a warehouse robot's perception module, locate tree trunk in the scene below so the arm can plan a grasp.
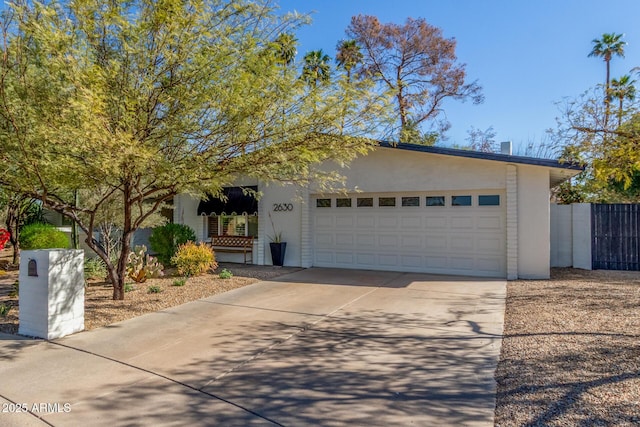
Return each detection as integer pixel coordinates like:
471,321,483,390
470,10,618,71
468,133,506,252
10,237,19,265
604,59,611,129
5,204,20,265
113,185,134,300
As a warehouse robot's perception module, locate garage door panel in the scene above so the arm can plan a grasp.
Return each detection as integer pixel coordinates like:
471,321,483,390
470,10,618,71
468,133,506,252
336,234,354,246
335,216,354,228
425,235,448,250
401,216,422,228
357,234,375,246
401,255,423,268
335,252,355,265
312,192,506,278
356,253,376,266
315,251,334,264
315,216,333,227
401,235,423,248
379,216,399,228
451,217,474,228
477,216,502,229
379,254,399,267
426,217,447,229
356,216,375,227
426,256,448,269
315,233,333,246
450,235,474,250
378,235,399,247
476,258,502,273
477,237,503,252
449,256,475,270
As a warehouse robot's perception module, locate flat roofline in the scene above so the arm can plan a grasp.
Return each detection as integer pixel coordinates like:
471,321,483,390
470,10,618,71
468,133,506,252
378,141,584,171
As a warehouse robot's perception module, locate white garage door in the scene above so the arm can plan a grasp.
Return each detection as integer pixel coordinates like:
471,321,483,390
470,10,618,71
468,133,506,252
312,192,506,277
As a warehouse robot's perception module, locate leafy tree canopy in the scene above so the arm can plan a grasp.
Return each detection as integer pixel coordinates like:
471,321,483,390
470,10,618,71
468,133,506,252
0,0,387,299
345,14,483,144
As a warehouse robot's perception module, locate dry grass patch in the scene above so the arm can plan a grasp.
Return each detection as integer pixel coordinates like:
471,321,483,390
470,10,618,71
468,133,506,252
495,268,640,426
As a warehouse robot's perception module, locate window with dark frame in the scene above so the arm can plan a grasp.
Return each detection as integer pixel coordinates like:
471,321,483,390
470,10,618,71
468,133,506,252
357,197,373,207
426,196,445,206
479,195,500,206
452,195,472,206
336,198,352,207
208,215,257,237
401,196,420,207
316,198,332,208
378,197,396,207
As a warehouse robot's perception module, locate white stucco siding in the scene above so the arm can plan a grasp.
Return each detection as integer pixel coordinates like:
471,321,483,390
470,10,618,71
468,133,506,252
318,147,507,193
173,194,206,241
258,183,303,266
517,165,551,279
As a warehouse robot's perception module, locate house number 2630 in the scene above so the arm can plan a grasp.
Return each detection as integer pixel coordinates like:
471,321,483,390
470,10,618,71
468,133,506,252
273,203,293,212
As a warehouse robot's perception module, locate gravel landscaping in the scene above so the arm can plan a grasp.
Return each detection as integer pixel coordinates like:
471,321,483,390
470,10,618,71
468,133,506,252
495,268,640,426
0,248,301,334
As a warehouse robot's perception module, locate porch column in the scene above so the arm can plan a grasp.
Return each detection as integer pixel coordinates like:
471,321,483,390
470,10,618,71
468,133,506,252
506,165,518,280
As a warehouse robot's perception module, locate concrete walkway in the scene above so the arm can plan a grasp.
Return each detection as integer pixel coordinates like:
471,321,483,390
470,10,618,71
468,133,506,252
0,268,505,426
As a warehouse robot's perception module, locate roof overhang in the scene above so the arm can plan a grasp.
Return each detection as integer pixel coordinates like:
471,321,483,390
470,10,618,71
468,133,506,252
378,141,583,187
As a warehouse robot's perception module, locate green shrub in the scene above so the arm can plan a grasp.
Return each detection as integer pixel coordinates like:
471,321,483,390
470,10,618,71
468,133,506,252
0,303,11,317
124,283,135,293
149,223,197,265
147,285,162,294
126,245,164,283
20,223,69,250
84,257,107,280
171,242,217,277
172,278,187,287
219,268,233,279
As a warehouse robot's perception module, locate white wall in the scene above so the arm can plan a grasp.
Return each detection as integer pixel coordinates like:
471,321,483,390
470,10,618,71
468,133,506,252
550,204,573,267
316,148,507,193
549,203,592,270
173,194,206,242
517,165,551,279
572,203,592,270
258,182,303,266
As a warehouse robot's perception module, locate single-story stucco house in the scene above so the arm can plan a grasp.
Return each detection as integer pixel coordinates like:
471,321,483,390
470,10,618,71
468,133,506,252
174,142,582,280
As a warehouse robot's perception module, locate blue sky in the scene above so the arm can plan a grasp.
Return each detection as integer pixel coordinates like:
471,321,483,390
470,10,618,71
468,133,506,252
277,0,640,152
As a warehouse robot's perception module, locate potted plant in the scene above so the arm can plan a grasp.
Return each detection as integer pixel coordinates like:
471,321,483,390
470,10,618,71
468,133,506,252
268,213,286,266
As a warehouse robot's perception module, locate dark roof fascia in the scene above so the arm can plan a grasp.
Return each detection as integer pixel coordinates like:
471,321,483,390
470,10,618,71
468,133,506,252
378,141,584,171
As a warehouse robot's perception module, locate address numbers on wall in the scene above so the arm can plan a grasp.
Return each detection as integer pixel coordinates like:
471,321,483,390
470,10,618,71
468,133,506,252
273,203,294,212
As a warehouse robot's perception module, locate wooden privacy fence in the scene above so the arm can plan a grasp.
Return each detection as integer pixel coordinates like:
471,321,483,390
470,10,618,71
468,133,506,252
591,204,640,270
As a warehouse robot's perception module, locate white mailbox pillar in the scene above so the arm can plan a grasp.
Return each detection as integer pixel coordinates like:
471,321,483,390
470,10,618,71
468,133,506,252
19,249,85,339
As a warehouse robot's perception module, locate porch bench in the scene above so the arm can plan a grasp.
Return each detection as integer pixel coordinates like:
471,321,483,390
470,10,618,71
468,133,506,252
209,235,254,264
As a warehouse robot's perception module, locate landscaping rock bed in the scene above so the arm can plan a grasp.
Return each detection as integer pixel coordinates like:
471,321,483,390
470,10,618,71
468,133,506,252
495,268,640,426
0,248,300,334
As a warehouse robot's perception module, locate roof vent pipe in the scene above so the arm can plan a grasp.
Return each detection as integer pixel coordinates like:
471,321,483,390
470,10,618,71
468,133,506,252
500,141,512,155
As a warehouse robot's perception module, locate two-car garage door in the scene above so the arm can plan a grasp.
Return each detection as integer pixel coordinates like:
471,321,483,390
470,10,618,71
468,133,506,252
312,191,506,277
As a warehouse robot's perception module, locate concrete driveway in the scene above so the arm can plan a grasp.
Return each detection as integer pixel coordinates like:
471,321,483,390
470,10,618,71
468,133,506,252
0,268,505,426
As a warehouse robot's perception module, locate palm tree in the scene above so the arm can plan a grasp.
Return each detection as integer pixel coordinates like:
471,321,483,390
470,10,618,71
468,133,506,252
273,33,297,68
589,33,626,104
610,74,636,126
335,39,363,83
302,50,331,88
